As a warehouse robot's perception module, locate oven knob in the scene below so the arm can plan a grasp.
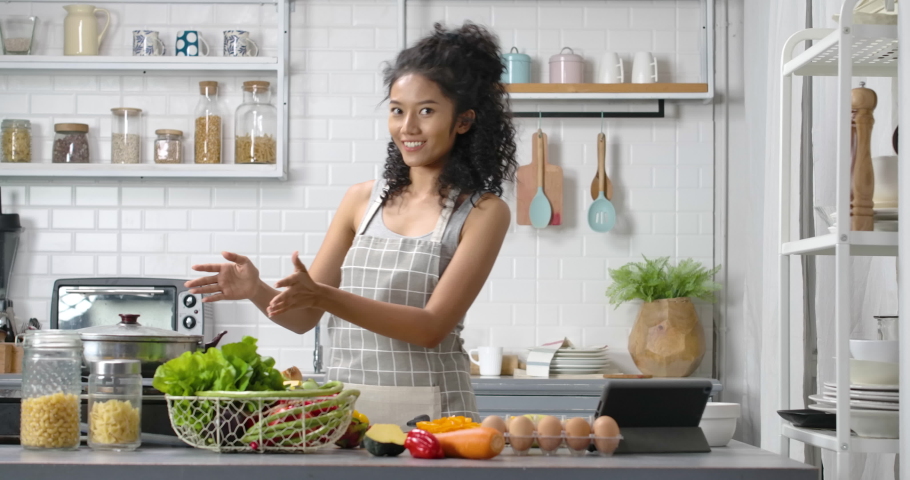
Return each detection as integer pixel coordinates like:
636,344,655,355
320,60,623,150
183,295,197,308
182,316,197,330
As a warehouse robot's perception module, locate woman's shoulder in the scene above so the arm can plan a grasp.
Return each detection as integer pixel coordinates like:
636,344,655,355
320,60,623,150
338,180,376,229
460,192,510,236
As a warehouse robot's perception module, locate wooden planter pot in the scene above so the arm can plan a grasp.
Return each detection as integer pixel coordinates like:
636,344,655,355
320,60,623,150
628,298,705,377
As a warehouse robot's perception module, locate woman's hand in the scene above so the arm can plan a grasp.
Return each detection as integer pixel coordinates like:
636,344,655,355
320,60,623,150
267,251,324,317
185,251,261,302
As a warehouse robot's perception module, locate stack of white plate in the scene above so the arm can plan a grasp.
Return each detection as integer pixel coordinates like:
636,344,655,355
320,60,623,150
548,346,609,374
807,383,899,438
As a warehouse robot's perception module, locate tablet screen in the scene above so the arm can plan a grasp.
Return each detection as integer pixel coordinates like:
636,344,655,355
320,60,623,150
595,379,713,428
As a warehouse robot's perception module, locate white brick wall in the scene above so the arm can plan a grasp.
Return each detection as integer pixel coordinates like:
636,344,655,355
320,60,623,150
1,0,715,377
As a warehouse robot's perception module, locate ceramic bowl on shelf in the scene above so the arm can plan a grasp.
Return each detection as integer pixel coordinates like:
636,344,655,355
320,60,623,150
808,405,898,438
699,402,740,447
850,339,898,363
849,358,899,385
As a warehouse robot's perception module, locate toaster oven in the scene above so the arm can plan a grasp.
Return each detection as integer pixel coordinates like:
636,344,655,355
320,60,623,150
50,277,211,338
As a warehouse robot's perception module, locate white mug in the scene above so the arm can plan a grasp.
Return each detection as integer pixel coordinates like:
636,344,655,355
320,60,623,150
223,30,259,57
133,30,164,56
599,52,624,83
469,346,503,376
631,51,658,83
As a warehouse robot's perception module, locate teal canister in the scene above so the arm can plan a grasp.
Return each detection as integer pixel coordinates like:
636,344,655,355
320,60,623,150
501,47,531,84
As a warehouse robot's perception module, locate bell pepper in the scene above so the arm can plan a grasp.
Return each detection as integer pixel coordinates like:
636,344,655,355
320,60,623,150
404,429,445,459
416,416,481,434
335,410,370,449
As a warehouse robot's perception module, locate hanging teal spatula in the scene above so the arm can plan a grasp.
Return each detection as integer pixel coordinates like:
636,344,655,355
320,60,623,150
587,133,616,232
528,129,552,228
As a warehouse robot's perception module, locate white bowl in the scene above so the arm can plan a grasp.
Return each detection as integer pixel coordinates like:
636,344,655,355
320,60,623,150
850,339,899,363
850,358,899,385
809,405,899,438
699,402,741,447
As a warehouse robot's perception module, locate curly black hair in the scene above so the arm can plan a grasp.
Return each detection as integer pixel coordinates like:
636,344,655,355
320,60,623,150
381,22,518,204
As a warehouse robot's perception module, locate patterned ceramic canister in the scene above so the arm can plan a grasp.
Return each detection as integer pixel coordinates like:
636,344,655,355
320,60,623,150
175,30,209,56
223,30,258,57
133,30,164,56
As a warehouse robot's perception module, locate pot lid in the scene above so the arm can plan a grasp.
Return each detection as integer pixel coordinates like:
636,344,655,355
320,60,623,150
502,46,530,61
78,314,202,343
549,47,583,63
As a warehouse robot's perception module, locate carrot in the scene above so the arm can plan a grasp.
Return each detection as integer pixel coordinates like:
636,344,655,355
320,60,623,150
434,426,504,459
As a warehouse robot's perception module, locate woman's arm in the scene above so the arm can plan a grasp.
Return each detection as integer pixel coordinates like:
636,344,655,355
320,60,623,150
268,194,511,348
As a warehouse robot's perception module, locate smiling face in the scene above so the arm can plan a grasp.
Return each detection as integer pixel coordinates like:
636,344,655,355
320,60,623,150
388,73,474,169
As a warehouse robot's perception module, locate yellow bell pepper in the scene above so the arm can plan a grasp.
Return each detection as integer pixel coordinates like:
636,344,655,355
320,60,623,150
416,415,480,434
352,410,369,425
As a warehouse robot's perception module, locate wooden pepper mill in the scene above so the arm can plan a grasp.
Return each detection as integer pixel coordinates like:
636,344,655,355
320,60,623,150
851,82,877,231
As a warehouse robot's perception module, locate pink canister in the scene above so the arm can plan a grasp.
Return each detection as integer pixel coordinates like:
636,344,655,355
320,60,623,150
549,47,584,83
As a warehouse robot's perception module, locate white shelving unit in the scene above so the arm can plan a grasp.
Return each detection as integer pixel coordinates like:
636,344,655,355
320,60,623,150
777,1,901,478
0,0,290,180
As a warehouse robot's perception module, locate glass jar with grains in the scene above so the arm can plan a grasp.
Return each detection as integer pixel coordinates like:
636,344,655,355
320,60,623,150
88,359,142,451
195,81,223,164
20,331,83,451
1,119,31,163
52,123,90,163
111,107,142,164
154,129,183,164
234,80,277,164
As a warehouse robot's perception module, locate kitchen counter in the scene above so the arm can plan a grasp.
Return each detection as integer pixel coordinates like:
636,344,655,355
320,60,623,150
0,442,816,480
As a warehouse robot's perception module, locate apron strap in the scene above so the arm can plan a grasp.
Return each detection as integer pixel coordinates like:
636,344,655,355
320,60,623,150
429,188,460,244
356,181,388,235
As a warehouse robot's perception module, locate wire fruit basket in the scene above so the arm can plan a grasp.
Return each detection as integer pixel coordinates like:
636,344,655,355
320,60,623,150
165,389,359,453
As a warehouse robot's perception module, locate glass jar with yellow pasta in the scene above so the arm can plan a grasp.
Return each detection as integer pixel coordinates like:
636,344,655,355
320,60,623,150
88,359,142,451
20,331,83,451
194,81,224,164
234,80,277,164
1,119,31,163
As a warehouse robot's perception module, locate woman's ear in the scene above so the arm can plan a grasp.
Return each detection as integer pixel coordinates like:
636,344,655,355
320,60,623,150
455,110,476,134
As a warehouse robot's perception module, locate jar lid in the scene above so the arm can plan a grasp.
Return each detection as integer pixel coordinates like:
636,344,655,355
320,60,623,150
242,80,270,92
54,123,89,133
22,330,83,349
91,359,141,376
77,314,202,343
549,47,583,63
502,46,531,62
111,107,143,116
199,81,218,94
1,119,30,129
155,129,184,136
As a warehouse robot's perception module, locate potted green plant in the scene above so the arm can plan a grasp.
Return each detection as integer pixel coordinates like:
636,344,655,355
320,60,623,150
606,256,721,377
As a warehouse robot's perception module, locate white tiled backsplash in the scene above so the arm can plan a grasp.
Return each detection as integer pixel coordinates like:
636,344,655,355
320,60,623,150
1,0,715,376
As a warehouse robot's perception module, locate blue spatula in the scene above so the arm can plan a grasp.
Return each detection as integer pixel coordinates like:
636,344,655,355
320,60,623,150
528,129,552,228
587,133,616,232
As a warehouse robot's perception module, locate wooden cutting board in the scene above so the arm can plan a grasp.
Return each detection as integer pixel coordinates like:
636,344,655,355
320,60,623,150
0,344,23,373
516,131,564,226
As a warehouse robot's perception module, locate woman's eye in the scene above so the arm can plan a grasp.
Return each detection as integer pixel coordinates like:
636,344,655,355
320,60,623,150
391,107,402,115
420,108,433,115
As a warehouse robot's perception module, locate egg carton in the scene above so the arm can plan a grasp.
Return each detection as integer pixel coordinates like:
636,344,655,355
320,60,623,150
483,414,622,457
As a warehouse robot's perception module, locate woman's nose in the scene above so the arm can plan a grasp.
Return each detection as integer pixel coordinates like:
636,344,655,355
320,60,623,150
402,112,420,134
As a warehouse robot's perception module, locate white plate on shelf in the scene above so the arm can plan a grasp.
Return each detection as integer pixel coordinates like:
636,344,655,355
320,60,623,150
823,382,899,392
808,404,899,438
550,366,610,373
551,358,609,366
808,394,899,411
821,390,899,402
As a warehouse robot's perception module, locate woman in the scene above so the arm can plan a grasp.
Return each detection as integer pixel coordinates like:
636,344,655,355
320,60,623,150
185,23,517,426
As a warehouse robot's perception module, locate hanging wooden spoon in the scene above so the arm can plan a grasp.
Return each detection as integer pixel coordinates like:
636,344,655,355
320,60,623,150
589,143,613,201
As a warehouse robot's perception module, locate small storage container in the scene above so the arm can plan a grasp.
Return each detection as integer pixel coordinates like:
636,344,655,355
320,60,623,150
1,119,31,163
20,331,83,451
154,129,183,164
501,47,531,84
88,359,142,451
111,107,142,164
549,47,584,84
52,123,90,163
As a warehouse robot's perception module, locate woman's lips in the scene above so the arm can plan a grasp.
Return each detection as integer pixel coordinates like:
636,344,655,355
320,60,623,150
401,141,426,152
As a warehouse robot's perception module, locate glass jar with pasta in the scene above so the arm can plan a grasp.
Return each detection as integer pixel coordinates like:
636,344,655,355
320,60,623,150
194,81,224,164
88,359,142,451
234,80,277,164
20,331,83,451
1,119,31,163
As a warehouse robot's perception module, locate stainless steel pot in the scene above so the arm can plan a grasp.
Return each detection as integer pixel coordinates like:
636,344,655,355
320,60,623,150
78,313,226,377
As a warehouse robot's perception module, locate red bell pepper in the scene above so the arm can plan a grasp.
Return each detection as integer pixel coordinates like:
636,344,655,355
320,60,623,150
405,429,445,459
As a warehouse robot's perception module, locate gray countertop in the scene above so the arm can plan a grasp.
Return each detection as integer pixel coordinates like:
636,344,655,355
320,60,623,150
0,442,816,480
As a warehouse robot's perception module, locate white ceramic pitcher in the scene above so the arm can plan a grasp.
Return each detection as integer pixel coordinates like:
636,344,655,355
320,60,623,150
63,4,110,55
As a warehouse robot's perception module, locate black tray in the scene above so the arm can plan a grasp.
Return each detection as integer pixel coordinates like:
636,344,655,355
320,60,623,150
777,409,836,429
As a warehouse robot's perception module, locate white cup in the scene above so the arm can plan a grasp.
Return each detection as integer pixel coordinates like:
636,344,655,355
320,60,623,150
631,51,658,83
599,52,624,83
469,346,503,376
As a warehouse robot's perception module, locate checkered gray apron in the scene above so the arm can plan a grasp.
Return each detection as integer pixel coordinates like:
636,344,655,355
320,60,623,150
325,185,478,421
